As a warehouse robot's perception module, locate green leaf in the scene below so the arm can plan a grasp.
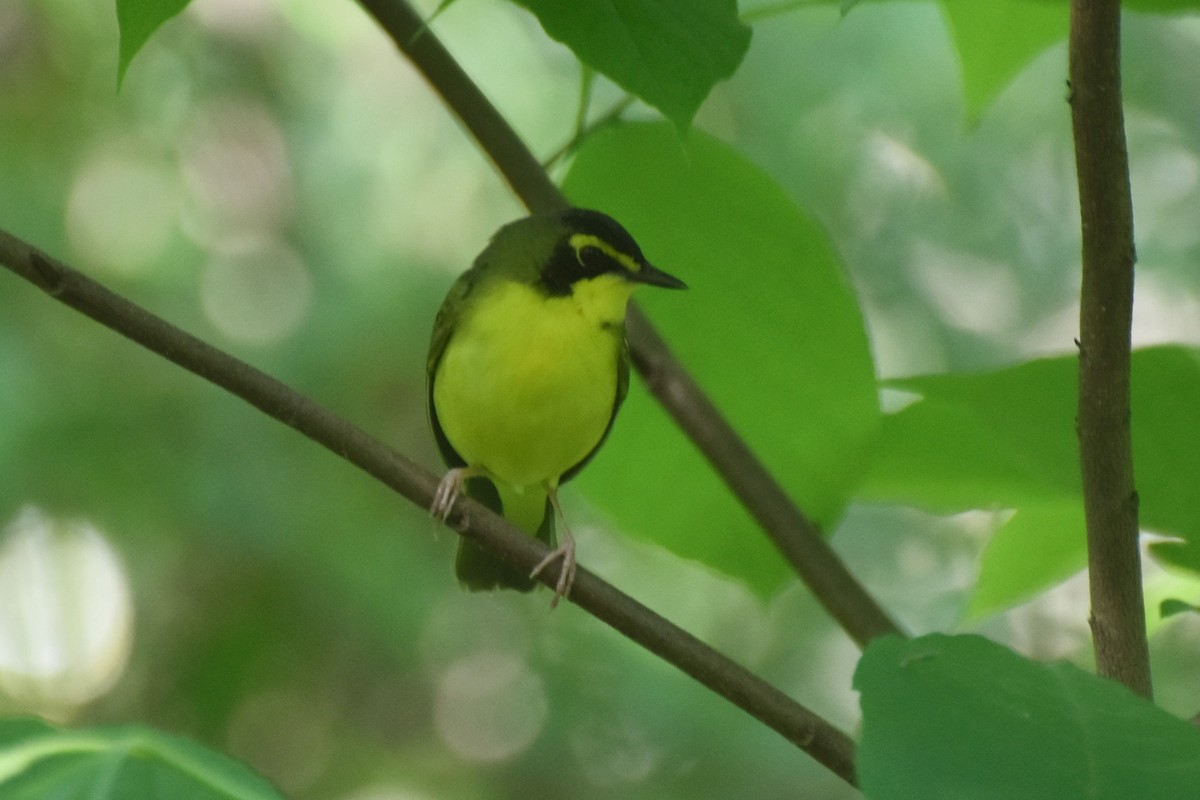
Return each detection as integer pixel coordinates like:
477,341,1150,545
939,0,1069,119
1125,0,1200,9
864,346,1200,610
782,0,1187,119
1160,598,1200,619
865,355,1080,511
116,0,192,86
969,502,1086,618
1131,348,1200,574
941,0,1200,118
855,634,1200,800
562,121,879,597
0,717,283,800
510,0,751,130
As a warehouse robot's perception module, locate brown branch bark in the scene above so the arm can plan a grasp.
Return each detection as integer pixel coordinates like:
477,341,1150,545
0,227,859,786
1068,0,1151,697
355,0,902,648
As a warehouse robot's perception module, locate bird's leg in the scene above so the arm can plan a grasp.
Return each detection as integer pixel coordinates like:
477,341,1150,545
529,484,577,608
430,465,484,525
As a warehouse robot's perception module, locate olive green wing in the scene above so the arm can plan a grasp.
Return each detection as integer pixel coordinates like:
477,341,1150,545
427,271,478,469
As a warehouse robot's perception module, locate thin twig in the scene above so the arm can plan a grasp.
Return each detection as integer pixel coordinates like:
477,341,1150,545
0,227,859,786
544,94,637,170
571,66,596,151
355,0,902,648
1068,0,1151,696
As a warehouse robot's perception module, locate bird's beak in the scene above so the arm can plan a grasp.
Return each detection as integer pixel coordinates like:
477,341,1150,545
632,262,688,290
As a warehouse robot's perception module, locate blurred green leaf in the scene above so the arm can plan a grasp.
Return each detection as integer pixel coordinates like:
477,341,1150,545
865,355,1079,511
0,717,283,800
864,346,1200,610
1124,0,1200,9
1160,598,1199,619
940,0,1068,120
969,502,1085,618
1131,348,1200,575
855,634,1200,800
852,0,1193,121
511,0,751,129
115,0,192,86
562,121,879,597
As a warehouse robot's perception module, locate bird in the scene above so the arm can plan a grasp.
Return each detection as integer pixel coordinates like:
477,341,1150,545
427,207,686,606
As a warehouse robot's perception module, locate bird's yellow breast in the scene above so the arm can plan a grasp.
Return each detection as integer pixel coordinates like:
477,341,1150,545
433,275,631,489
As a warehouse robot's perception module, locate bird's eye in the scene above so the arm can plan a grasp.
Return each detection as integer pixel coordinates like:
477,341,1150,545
576,245,608,276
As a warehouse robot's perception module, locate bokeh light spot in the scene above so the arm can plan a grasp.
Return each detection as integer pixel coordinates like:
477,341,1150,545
434,649,547,763
569,717,661,787
200,237,312,345
180,97,293,245
66,149,179,276
0,506,133,715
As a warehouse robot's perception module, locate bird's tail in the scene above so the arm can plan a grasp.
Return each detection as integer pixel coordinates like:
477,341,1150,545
455,477,555,592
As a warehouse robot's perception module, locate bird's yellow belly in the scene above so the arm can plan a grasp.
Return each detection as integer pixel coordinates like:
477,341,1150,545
433,283,620,489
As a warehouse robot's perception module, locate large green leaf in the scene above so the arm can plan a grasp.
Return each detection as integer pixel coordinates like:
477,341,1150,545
865,355,1080,511
940,0,1069,120
115,0,192,85
511,0,751,129
1132,347,1200,572
863,347,1200,611
562,121,879,597
0,717,283,800
856,634,1200,800
939,0,1200,119
867,0,1193,119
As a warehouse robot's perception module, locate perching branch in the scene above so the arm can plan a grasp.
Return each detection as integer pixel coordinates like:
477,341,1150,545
1068,0,1151,696
0,228,858,786
355,0,902,648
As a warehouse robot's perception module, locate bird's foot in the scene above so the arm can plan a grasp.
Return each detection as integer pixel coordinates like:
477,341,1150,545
530,529,576,609
430,466,480,528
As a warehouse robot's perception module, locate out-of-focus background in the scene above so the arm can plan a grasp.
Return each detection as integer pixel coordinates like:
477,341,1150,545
2,0,1200,797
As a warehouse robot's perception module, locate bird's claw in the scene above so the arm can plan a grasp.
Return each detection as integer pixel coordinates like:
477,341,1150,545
530,533,576,609
431,467,473,524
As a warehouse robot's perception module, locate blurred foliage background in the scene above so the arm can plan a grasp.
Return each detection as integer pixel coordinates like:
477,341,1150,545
2,0,1200,798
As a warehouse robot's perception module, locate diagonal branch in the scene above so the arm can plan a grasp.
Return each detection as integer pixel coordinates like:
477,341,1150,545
354,0,902,648
1068,0,1151,696
0,227,859,786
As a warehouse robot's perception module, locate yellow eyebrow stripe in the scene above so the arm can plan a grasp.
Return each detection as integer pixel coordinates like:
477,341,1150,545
568,233,642,273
